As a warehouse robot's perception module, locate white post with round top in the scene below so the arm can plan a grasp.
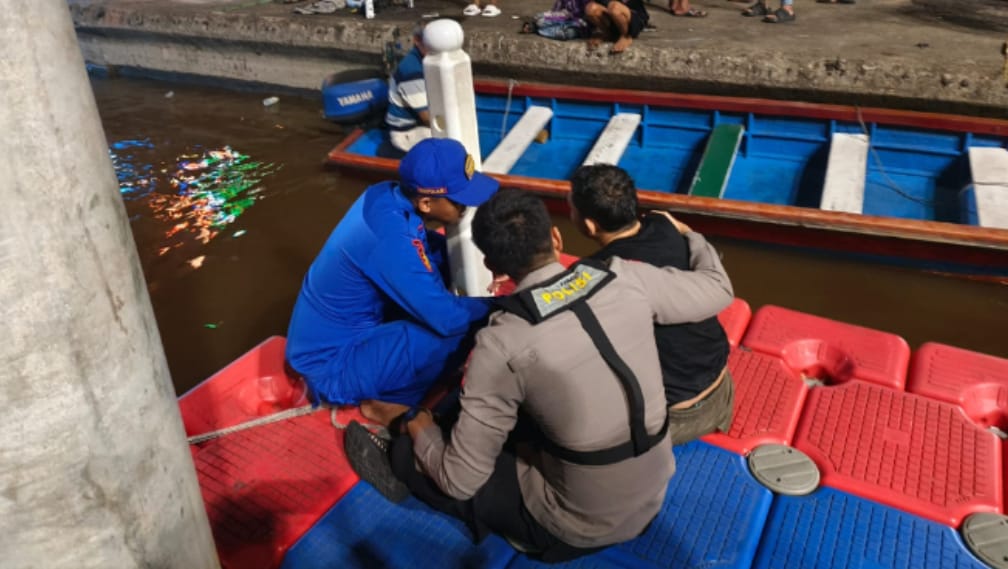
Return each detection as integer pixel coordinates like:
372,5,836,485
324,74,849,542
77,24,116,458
422,19,493,297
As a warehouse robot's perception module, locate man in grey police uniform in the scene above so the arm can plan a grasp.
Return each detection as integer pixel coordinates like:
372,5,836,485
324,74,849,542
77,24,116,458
356,189,734,563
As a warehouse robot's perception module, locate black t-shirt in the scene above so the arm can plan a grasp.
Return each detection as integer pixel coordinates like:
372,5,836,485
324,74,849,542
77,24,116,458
589,213,729,405
623,0,649,21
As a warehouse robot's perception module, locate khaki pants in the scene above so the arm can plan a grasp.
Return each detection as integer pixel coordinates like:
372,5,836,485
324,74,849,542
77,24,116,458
666,370,735,446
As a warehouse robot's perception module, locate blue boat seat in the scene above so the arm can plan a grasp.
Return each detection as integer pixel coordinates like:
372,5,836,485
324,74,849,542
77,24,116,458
967,147,1008,229
820,133,869,214
483,106,554,175
581,113,641,166
689,124,744,199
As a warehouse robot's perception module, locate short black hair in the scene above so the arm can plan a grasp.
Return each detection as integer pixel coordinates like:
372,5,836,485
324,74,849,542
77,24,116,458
569,164,638,233
472,189,553,277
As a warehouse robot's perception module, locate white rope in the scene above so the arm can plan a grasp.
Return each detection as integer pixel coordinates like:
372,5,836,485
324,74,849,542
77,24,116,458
187,404,319,444
332,408,391,439
500,78,518,139
187,403,392,444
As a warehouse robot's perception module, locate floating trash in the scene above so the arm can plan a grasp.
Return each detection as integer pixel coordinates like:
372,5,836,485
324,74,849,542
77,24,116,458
109,138,158,200
108,139,282,266
149,146,281,246
233,230,247,238
263,96,279,107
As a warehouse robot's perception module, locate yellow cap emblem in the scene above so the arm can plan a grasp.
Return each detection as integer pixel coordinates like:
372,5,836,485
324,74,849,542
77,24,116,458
464,154,475,180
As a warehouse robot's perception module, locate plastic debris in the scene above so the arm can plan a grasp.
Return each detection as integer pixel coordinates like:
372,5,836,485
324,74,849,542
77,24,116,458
109,141,281,260
263,96,280,107
233,230,247,238
203,323,219,329
165,91,175,98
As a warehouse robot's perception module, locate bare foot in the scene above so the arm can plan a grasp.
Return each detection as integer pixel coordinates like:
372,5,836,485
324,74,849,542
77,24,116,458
610,35,632,54
360,400,410,426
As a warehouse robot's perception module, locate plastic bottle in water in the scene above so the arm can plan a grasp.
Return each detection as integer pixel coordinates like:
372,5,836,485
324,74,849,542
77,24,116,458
364,0,375,19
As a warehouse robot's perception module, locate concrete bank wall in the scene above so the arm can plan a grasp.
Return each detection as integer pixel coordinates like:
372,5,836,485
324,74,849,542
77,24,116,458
71,1,1008,117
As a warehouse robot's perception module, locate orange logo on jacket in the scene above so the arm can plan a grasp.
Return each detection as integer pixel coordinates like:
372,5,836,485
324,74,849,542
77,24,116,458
412,239,433,272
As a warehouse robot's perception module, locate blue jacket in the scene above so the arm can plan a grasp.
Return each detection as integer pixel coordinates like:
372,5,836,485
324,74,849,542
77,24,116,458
286,181,492,378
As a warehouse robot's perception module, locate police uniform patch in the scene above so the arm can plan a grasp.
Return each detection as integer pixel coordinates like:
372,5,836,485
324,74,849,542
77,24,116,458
530,264,610,318
411,239,433,272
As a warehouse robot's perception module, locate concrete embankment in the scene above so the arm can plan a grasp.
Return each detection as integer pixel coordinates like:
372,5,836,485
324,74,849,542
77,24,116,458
72,0,1008,117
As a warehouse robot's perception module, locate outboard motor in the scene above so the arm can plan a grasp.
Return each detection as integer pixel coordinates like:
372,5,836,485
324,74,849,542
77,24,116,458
321,68,389,124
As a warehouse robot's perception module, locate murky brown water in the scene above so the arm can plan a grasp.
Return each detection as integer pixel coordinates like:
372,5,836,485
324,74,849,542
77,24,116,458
92,76,1007,395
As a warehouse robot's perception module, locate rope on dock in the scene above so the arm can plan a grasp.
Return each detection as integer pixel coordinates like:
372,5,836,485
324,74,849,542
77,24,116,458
187,404,319,444
187,404,391,444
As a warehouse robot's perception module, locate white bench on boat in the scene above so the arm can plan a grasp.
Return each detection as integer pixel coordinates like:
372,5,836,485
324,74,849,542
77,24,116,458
581,113,641,166
820,133,869,214
481,106,554,175
968,147,1008,230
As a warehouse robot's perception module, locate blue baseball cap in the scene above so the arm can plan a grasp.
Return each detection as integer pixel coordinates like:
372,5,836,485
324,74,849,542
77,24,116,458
398,138,499,207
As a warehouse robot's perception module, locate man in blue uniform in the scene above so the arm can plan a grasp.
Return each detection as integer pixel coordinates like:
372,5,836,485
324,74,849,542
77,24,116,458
286,138,498,409
385,24,431,153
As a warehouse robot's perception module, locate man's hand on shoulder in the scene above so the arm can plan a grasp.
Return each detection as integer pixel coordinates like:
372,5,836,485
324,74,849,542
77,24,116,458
649,210,692,234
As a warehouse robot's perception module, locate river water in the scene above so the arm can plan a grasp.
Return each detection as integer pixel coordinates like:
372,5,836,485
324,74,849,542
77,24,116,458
91,76,1007,395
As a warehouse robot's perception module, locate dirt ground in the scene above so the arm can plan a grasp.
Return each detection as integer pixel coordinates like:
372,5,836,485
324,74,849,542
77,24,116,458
72,0,1008,116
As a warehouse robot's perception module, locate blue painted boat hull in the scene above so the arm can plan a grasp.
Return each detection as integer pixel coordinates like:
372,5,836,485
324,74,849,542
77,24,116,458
328,80,1008,280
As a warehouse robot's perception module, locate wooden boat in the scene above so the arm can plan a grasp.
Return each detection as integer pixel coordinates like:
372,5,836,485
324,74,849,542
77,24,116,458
180,300,1008,569
326,80,1008,280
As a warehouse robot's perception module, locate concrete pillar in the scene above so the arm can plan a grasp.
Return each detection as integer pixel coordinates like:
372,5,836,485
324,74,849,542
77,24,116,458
422,19,493,297
0,2,220,568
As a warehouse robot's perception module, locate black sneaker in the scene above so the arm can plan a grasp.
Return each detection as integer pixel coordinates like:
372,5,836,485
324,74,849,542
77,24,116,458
344,420,410,503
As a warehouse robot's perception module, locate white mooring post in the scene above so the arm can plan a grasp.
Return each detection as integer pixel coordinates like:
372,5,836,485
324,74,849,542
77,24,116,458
0,2,220,568
422,19,493,297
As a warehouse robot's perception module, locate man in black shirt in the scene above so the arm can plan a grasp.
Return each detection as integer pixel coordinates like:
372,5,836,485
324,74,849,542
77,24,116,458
569,164,735,445
584,0,649,54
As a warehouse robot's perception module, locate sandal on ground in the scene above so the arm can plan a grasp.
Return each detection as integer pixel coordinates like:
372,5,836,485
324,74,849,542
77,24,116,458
742,2,770,16
293,0,339,14
481,4,501,16
344,421,410,503
672,7,708,16
462,3,482,15
762,7,795,22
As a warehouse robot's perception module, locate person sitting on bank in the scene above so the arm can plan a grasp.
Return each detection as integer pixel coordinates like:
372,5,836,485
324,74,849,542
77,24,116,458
583,0,649,54
347,189,734,562
385,24,431,153
570,164,734,446
285,138,498,411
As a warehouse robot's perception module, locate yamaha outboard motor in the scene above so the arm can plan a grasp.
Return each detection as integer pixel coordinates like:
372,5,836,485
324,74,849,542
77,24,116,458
321,68,389,124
